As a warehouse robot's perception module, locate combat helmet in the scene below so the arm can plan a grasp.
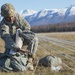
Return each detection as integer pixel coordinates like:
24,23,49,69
1,3,16,17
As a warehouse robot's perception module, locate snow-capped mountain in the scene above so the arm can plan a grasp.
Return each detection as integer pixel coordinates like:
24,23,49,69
19,9,37,17
21,5,75,26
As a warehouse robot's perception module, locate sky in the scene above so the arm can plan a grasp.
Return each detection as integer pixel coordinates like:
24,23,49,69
0,0,75,12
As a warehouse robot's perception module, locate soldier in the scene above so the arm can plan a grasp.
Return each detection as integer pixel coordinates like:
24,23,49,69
0,3,38,58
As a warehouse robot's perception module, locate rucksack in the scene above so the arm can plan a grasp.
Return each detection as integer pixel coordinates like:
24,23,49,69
39,55,62,71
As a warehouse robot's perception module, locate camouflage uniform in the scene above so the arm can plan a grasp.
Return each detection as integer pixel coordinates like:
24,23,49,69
0,3,38,55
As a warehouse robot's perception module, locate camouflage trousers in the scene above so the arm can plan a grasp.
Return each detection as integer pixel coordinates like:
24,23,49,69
21,32,39,55
27,36,38,55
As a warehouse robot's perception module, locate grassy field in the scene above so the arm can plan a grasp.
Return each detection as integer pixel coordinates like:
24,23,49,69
0,32,75,75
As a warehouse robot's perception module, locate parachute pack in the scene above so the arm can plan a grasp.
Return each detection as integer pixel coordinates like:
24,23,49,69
39,55,62,71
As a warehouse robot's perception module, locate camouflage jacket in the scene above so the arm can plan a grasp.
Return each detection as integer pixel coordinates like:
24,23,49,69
0,13,30,49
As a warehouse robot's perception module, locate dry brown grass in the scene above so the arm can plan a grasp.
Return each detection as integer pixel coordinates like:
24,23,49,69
0,32,75,75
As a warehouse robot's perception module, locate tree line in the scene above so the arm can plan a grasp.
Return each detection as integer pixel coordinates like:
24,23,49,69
31,22,75,33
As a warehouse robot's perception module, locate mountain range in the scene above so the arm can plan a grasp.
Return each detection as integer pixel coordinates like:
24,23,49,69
19,5,75,26
0,5,75,26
